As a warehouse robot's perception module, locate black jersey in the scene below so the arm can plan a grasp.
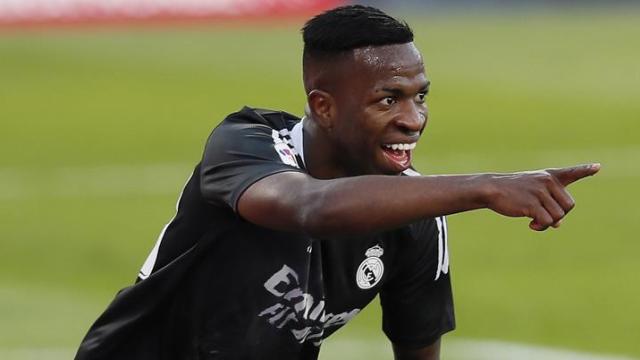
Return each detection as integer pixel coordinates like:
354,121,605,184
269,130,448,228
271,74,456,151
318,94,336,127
75,107,455,360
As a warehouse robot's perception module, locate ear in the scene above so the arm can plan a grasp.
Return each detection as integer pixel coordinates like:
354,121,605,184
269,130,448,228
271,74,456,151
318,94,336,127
307,89,336,131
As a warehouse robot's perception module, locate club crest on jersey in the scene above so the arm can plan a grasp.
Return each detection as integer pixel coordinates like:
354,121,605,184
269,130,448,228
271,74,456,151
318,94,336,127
356,245,384,290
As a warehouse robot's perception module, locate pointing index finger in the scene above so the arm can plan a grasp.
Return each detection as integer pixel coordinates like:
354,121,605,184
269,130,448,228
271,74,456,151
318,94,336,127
547,163,601,187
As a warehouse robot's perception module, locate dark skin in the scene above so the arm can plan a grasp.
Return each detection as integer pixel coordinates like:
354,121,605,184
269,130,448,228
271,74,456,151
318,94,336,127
237,42,600,359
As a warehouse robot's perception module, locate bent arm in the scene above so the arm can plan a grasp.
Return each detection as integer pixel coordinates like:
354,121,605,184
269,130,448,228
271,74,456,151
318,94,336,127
237,164,599,237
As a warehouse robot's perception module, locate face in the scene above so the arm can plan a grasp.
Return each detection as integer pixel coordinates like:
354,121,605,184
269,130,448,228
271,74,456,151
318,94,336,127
329,42,429,176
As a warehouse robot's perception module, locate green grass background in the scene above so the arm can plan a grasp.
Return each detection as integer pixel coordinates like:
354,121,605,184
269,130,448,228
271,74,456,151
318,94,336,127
1,8,639,359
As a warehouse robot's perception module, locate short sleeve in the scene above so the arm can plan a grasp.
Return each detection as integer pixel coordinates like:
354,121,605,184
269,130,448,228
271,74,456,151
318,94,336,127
200,112,305,212
380,217,455,349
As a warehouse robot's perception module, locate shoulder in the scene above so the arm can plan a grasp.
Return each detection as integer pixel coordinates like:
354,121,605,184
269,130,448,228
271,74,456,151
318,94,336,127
205,107,301,151
221,106,301,132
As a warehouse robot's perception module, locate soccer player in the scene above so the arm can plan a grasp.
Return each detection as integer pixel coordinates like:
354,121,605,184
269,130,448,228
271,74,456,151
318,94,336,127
75,5,599,360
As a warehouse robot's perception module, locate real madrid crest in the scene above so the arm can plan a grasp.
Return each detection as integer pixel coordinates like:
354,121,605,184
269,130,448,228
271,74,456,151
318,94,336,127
356,245,384,290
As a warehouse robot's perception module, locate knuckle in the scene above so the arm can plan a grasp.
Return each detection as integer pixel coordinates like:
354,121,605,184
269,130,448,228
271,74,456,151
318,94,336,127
525,205,538,218
540,172,554,183
532,187,546,197
562,197,576,212
540,217,553,226
553,211,566,222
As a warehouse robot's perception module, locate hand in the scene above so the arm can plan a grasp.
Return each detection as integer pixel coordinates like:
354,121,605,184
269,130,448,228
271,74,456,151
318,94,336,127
483,163,600,231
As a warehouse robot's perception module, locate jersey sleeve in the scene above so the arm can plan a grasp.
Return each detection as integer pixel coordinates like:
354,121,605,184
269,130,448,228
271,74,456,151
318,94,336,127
200,111,305,212
380,217,455,349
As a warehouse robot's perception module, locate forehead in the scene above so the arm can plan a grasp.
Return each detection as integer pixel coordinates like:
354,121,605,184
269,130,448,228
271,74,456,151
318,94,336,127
351,43,425,80
340,43,427,95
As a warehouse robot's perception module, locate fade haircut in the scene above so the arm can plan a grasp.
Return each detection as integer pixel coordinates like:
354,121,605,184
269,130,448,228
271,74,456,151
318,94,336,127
302,5,414,60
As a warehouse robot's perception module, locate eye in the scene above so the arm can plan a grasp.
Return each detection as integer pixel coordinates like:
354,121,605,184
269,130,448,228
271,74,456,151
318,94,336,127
415,92,427,104
380,97,396,106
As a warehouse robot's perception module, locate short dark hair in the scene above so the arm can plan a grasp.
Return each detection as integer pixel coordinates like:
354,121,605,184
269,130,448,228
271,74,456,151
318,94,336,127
302,5,414,59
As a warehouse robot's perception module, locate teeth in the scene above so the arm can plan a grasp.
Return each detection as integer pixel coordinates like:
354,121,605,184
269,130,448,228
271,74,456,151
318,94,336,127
384,143,417,151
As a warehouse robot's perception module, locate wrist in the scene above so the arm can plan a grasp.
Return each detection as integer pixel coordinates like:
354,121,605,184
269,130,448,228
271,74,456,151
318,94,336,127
472,173,498,209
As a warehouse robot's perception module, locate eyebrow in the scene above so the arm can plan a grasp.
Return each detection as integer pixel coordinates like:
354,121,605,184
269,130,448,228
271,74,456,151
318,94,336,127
380,81,431,96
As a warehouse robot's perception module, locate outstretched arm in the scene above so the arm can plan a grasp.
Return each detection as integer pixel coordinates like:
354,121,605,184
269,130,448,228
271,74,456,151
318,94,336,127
237,163,600,237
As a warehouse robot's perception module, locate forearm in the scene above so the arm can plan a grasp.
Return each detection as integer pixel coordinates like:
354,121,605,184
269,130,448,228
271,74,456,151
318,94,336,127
302,174,489,235
238,172,491,237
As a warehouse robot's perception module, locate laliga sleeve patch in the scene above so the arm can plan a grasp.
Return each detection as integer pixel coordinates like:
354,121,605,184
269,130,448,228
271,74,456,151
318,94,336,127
272,130,300,168
356,245,385,289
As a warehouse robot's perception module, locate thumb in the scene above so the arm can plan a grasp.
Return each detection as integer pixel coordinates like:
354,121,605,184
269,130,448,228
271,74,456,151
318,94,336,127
547,163,601,186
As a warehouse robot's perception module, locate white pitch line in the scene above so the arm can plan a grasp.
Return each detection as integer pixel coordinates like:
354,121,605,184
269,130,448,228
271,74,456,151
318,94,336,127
318,337,638,360
418,146,640,178
0,162,192,200
0,339,636,360
445,339,638,360
0,146,638,200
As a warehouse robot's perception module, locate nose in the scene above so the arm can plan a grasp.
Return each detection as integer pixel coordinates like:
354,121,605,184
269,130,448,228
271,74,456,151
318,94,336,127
395,102,427,135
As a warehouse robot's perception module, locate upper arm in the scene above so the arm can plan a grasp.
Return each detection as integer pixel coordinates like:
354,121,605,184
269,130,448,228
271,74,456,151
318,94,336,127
199,117,305,212
236,170,321,233
392,338,441,360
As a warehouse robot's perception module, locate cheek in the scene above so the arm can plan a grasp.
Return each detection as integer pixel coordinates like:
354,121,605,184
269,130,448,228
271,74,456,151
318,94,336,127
330,120,359,154
333,107,383,150
332,123,373,160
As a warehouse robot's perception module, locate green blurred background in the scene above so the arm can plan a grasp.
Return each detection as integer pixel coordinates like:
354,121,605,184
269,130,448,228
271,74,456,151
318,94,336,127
1,6,639,360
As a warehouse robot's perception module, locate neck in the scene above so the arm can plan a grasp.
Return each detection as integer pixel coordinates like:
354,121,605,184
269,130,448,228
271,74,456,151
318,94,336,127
303,118,349,179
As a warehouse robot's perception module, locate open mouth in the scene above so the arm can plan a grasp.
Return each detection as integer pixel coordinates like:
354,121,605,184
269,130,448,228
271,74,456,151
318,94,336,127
381,142,416,172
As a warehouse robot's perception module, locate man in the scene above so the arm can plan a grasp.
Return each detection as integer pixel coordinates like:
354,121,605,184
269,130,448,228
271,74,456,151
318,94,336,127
76,5,599,360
